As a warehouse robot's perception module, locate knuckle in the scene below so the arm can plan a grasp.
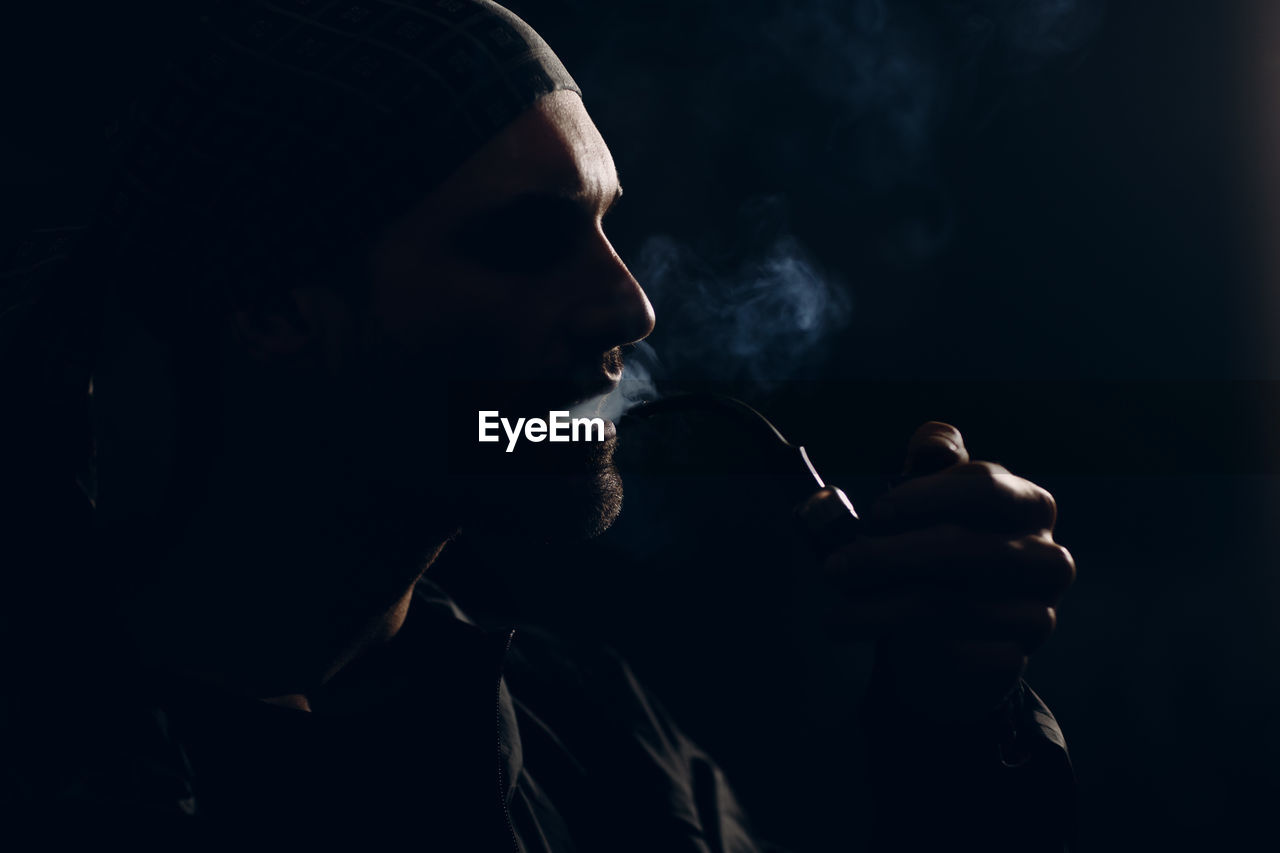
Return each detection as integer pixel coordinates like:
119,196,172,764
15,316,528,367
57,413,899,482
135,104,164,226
912,421,965,451
1004,536,1075,596
991,539,1026,585
980,641,1028,672
1052,543,1077,588
1032,486,1058,529
979,461,1012,480
1032,537,1076,591
934,522,972,553
822,547,856,577
1027,605,1057,646
961,462,1024,504
919,420,961,437
955,461,1003,482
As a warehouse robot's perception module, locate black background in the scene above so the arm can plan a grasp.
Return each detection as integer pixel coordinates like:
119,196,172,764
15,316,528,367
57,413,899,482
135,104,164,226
4,1,1276,849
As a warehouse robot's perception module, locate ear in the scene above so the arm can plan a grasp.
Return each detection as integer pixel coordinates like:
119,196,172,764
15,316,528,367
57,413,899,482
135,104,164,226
231,287,354,363
94,289,180,527
231,292,312,360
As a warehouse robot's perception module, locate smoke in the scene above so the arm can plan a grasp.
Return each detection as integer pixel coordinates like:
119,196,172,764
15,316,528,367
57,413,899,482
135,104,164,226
574,199,853,422
762,0,1106,262
999,0,1108,64
633,229,852,389
561,0,1105,416
768,0,941,189
573,202,852,422
578,339,660,424
767,0,1108,151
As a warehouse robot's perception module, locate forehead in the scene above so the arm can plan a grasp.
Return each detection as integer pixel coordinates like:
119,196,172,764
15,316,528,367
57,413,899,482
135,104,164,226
421,90,618,220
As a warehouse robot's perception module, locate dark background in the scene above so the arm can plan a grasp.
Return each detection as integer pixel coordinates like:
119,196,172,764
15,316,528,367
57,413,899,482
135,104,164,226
4,1,1277,849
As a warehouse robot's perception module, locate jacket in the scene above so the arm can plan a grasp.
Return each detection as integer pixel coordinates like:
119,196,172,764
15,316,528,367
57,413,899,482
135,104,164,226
2,578,1074,850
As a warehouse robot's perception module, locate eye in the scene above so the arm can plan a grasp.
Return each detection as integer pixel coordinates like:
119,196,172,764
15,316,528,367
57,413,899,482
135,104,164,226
455,197,593,276
602,192,623,223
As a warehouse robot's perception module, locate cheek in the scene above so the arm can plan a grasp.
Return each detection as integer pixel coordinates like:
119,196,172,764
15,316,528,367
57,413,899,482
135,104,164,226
323,337,451,488
374,262,564,377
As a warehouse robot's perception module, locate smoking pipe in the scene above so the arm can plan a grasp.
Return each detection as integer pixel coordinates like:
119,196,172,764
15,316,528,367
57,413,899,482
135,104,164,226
620,393,862,555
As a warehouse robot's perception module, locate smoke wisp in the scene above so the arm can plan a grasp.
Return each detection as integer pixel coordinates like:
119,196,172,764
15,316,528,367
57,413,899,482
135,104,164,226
633,230,853,389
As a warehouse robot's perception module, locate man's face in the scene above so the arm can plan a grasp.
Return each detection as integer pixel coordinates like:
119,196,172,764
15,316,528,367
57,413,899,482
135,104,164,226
322,91,654,538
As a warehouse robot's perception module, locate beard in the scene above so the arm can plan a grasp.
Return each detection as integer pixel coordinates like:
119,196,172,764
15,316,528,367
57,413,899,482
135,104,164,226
323,301,633,550
329,352,627,547
453,436,624,541
441,387,625,541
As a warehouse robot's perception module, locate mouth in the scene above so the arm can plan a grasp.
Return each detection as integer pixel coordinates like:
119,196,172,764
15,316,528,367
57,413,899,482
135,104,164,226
569,377,620,409
563,376,620,419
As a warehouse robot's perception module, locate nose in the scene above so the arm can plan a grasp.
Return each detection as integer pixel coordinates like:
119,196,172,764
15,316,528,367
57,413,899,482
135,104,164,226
565,231,656,355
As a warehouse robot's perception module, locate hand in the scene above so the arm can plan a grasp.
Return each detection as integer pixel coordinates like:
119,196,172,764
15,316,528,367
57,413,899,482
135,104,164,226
823,422,1075,723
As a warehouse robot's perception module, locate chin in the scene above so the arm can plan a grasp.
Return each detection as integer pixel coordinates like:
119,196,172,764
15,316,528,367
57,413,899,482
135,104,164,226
458,438,624,541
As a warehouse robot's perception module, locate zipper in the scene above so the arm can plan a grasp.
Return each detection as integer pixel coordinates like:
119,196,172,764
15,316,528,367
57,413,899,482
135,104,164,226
495,627,520,853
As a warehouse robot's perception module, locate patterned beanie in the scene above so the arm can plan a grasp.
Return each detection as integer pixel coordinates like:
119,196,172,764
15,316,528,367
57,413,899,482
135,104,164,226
97,0,581,326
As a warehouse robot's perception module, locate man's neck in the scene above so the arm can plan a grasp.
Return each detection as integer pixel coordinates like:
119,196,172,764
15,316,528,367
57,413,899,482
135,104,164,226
261,587,417,712
119,465,451,704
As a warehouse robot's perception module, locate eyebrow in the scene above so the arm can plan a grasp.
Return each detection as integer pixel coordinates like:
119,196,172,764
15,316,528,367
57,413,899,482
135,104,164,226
471,184,624,223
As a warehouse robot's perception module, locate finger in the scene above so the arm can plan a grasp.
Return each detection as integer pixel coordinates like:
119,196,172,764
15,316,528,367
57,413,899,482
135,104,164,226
939,640,1029,701
827,528,1076,603
903,421,969,477
871,461,1058,534
939,601,1057,651
946,640,1028,675
879,638,1028,717
821,590,935,641
826,594,1057,651
825,528,1076,604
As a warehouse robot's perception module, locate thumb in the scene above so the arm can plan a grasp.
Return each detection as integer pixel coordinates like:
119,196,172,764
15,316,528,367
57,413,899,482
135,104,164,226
903,421,969,477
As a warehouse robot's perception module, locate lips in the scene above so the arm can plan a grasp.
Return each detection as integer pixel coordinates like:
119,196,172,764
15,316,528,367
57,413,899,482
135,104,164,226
566,377,619,411
501,368,618,416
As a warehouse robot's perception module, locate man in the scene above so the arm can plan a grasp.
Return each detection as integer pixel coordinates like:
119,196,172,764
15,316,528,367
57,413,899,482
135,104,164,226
1,0,1075,848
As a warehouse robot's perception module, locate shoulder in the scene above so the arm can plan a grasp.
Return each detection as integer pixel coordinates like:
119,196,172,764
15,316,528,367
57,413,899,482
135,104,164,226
504,624,768,853
0,673,198,842
411,576,772,851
